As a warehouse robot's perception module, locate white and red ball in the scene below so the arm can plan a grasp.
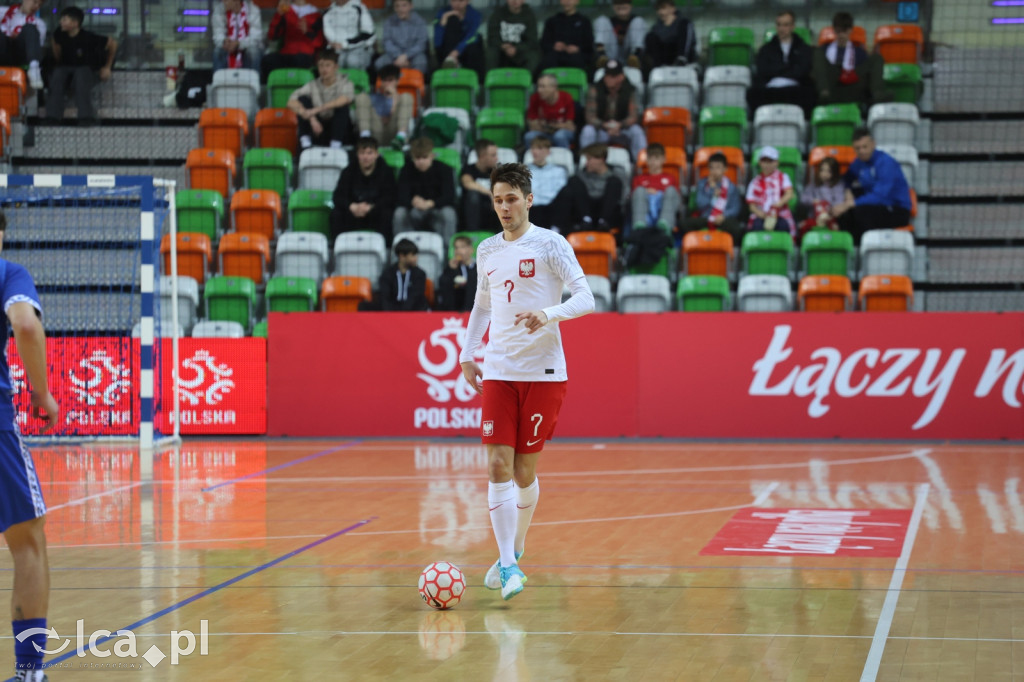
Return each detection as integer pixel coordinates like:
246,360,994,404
418,561,466,610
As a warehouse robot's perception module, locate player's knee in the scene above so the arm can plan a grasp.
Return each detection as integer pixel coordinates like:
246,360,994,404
512,462,536,487
5,516,46,554
488,457,513,482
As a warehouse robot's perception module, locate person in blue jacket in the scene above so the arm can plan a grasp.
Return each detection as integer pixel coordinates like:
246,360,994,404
434,0,485,83
833,126,912,243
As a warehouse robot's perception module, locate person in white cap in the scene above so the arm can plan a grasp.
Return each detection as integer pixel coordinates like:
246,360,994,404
745,146,795,236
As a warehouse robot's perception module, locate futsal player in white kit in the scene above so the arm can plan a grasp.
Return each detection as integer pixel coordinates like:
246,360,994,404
459,163,595,600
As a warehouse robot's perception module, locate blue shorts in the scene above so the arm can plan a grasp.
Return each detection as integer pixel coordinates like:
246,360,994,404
0,426,46,533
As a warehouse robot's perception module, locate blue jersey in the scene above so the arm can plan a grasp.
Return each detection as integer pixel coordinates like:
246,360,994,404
0,258,42,401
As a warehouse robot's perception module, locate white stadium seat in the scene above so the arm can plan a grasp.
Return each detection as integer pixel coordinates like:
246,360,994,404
860,229,915,277
191,320,246,338
159,275,200,334
333,231,388,286
616,274,672,313
868,103,920,148
738,274,794,312
524,146,575,179
753,104,807,151
563,274,613,312
468,147,518,166
276,232,329,282
703,66,752,109
207,68,260,119
397,231,446,282
878,144,920,186
648,66,700,115
298,147,349,192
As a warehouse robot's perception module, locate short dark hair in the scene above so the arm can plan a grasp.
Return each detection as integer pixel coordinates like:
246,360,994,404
490,163,533,197
0,209,7,232
832,11,854,32
851,126,872,142
646,142,666,157
315,48,339,64
394,239,418,257
530,135,551,150
410,136,434,157
655,0,675,9
453,235,473,248
474,138,496,155
581,143,608,161
60,6,85,25
378,64,400,81
776,10,796,23
356,136,379,152
708,152,728,167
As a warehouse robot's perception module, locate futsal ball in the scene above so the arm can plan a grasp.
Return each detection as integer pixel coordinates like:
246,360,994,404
418,561,466,610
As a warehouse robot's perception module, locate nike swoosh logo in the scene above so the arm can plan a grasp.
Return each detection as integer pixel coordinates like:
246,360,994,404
487,269,497,276
526,438,542,447
516,504,533,509
488,504,502,511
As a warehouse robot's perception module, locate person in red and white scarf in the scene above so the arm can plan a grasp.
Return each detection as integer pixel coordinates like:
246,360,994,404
746,146,795,236
681,151,743,241
0,0,46,89
261,0,324,82
811,11,888,108
212,0,264,73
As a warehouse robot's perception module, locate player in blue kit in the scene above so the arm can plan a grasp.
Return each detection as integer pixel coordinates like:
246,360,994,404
0,210,59,682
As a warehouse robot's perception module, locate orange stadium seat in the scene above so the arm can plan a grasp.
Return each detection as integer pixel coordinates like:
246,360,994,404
637,147,687,186
0,68,26,118
693,146,744,185
643,107,692,150
322,276,373,312
682,229,734,278
187,148,236,198
397,68,426,117
198,107,249,160
424,278,435,308
859,274,913,311
230,189,282,240
874,25,924,64
0,109,10,158
255,108,299,155
818,25,868,49
909,188,917,219
798,275,853,311
567,232,617,278
218,232,271,284
808,145,856,179
161,232,212,284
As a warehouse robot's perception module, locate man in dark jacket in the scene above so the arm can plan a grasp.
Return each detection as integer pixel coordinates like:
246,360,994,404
747,11,815,117
644,0,699,71
330,136,398,243
811,11,888,109
379,238,428,311
437,234,477,311
538,0,593,73
486,0,539,73
393,136,458,245
45,6,118,125
833,127,912,243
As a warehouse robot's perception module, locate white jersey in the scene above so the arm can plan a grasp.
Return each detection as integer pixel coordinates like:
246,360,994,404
0,5,45,44
461,224,590,382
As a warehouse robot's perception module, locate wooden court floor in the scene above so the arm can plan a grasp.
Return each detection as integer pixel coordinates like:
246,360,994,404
0,439,1022,681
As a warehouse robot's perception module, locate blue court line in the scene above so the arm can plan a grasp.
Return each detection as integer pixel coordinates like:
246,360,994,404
200,440,363,492
40,517,375,670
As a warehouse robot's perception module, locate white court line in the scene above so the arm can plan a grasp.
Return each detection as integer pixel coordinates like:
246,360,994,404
860,482,930,682
46,534,325,550
45,482,145,512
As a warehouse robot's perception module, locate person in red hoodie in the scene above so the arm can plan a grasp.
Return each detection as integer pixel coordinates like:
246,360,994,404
261,0,323,82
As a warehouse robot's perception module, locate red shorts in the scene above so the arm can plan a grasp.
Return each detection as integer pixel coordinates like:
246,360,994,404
481,380,568,454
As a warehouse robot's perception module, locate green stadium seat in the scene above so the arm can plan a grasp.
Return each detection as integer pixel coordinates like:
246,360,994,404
243,148,293,198
699,106,748,149
763,27,813,46
266,276,318,312
253,319,268,337
811,104,861,147
433,147,461,190
476,107,525,150
883,63,923,104
203,275,257,332
288,189,333,237
629,248,676,279
801,229,855,277
449,230,494,259
267,68,313,109
540,67,588,102
741,231,794,277
677,275,730,311
708,27,755,67
485,68,532,112
380,148,406,176
338,68,370,95
175,190,224,243
753,145,802,188
430,69,479,113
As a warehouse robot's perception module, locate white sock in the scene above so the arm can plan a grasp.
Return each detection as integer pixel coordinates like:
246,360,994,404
360,129,371,138
488,480,517,567
300,135,312,149
29,60,38,68
514,478,539,555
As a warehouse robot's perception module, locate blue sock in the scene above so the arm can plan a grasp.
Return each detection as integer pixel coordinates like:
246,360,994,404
12,618,46,671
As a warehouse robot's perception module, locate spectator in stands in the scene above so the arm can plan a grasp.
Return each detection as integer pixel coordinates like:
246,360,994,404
748,10,815,118
798,156,845,241
680,151,743,239
630,143,680,234
0,0,45,89
261,0,323,82
487,0,539,73
380,238,428,311
323,0,375,70
539,0,594,74
833,127,912,243
354,64,413,150
556,143,624,233
437,234,477,311
812,11,888,109
524,73,576,149
746,146,795,236
331,136,398,243
434,0,485,82
393,137,458,245
44,6,117,127
212,0,263,74
526,136,568,230
580,60,646,160
644,0,699,72
593,0,645,69
375,0,429,74
288,49,355,150
460,138,501,232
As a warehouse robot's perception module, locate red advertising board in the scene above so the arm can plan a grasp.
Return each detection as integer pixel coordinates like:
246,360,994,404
700,508,912,557
267,312,1024,440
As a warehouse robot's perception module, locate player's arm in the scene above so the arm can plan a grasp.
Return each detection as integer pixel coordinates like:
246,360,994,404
7,302,58,431
516,274,595,334
459,259,492,394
